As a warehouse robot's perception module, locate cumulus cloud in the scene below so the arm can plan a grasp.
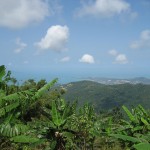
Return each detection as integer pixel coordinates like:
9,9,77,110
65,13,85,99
76,0,130,17
14,38,27,53
79,54,95,64
0,0,50,29
115,54,128,64
35,25,69,53
60,56,70,62
108,49,118,56
109,49,128,64
130,30,150,49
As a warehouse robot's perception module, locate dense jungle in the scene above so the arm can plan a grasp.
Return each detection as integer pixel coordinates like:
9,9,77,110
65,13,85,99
0,65,150,150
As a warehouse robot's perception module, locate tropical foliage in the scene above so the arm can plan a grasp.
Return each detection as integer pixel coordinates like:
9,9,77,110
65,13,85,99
0,65,150,150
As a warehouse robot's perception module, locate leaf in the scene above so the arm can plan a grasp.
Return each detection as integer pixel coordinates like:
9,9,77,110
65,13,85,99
31,120,56,129
133,143,150,150
29,139,46,148
122,105,137,123
35,78,58,98
11,135,40,143
131,126,143,132
62,104,70,121
141,117,149,126
0,102,19,117
0,123,29,137
2,89,36,103
51,100,61,127
138,105,148,117
110,134,141,143
134,133,150,143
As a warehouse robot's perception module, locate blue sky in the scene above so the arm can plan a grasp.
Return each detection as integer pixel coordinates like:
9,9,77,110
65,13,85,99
0,0,150,82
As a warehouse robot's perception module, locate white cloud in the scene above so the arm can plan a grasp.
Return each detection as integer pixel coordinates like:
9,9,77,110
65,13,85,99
108,49,118,56
79,54,95,64
130,30,150,49
109,49,128,64
14,38,27,53
115,54,128,64
76,0,130,17
0,0,50,29
35,25,69,53
60,56,70,62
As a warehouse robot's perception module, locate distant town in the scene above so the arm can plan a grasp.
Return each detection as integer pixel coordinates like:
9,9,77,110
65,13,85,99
85,77,150,85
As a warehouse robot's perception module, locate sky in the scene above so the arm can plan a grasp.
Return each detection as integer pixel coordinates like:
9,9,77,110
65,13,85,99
0,0,150,83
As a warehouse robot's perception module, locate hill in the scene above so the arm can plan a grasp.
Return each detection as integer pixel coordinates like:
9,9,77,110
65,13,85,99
63,80,150,111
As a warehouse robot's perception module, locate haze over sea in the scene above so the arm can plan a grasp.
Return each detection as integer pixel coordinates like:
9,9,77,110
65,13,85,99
12,69,150,84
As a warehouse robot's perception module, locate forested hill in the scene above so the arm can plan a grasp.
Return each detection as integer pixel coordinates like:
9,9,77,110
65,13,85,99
63,80,150,111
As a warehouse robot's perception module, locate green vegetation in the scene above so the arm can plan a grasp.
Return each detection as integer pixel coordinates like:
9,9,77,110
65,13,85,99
63,80,150,111
0,65,150,150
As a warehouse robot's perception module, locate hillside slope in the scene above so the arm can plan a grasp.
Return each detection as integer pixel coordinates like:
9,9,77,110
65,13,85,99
63,80,150,111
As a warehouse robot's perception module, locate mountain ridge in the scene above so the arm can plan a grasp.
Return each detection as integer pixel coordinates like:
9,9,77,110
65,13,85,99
63,80,150,111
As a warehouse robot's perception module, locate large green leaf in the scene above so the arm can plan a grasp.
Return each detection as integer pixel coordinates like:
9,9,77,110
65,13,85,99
141,117,149,126
138,105,148,117
0,79,57,112
51,100,62,127
133,143,150,150
0,102,19,117
122,105,137,123
11,135,40,143
110,134,141,143
35,78,58,98
62,103,71,121
0,123,29,137
1,89,35,104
